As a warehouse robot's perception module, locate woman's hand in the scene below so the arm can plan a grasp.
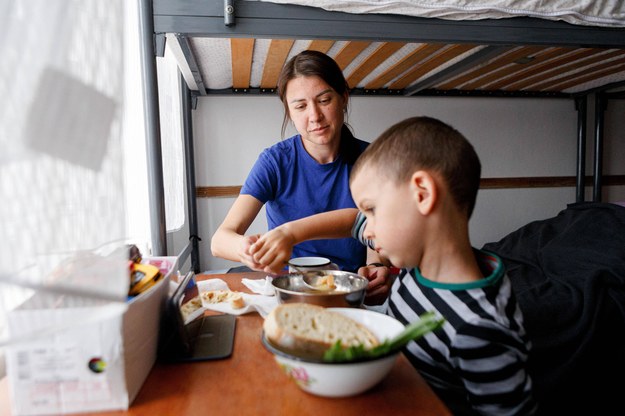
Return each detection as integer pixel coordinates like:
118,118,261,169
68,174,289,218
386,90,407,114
237,234,265,271
359,264,394,305
249,226,297,274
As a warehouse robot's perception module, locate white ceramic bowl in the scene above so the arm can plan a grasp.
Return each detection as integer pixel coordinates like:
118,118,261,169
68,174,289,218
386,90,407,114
262,307,405,398
288,256,339,272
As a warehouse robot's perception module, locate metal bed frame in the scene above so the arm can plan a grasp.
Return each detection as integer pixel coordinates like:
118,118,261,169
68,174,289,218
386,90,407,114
138,0,625,270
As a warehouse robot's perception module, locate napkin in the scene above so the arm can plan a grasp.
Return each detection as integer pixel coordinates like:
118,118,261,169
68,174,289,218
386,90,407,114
197,278,278,318
242,276,275,296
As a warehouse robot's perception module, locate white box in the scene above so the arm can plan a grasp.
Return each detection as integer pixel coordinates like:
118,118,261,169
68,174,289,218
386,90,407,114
5,256,177,415
122,256,177,404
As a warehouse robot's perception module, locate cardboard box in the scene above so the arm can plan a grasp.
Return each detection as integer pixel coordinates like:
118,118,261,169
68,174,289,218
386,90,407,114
5,256,177,415
123,256,177,404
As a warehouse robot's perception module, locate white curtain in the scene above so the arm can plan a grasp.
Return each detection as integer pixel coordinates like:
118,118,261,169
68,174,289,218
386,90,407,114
0,0,148,356
158,44,185,233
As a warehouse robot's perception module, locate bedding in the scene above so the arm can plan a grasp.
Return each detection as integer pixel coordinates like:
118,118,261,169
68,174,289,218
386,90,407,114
260,0,625,27
482,202,625,413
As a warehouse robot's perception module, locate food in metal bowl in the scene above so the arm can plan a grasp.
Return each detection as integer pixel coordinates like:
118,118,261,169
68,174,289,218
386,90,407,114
271,270,368,308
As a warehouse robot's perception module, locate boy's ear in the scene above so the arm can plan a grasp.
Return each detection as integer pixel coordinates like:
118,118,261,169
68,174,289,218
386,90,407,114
410,170,436,215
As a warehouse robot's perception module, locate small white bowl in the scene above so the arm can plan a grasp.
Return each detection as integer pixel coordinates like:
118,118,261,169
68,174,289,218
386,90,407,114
262,307,405,398
288,256,339,272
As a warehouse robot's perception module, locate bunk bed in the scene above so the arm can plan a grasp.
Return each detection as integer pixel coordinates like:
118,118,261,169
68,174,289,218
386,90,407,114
139,1,625,413
141,0,625,263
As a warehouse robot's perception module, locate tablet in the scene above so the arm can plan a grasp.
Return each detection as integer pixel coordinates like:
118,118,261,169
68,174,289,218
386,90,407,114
160,271,236,361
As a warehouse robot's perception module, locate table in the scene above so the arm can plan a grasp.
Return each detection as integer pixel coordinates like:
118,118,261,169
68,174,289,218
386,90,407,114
0,272,451,416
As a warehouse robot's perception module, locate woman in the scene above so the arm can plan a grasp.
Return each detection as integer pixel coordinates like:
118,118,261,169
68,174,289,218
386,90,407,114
211,50,376,272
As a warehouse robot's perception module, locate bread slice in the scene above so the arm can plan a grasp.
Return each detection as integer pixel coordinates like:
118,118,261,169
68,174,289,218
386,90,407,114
263,303,379,359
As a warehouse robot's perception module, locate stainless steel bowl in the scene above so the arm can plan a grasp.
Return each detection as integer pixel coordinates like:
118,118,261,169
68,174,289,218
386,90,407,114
271,270,368,308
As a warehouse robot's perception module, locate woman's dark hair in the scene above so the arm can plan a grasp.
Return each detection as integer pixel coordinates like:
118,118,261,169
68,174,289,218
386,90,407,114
276,50,350,138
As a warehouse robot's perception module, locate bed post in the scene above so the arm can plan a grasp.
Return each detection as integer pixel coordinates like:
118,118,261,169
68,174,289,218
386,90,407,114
180,72,201,273
593,93,606,202
575,96,587,203
139,0,168,255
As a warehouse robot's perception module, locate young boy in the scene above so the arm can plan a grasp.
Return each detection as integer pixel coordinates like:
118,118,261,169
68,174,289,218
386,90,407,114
252,116,537,415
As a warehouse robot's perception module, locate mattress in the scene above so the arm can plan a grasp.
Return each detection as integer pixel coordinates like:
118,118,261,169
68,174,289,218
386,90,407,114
260,0,625,27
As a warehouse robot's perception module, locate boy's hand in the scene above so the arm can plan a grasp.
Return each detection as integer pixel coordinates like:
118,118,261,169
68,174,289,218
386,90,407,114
249,227,296,274
359,264,395,305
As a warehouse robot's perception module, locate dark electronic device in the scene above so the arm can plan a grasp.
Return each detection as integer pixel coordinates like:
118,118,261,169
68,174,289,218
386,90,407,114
159,271,236,361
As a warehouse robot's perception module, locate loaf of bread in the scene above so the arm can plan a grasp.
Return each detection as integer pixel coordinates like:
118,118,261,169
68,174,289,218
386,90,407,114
263,303,379,358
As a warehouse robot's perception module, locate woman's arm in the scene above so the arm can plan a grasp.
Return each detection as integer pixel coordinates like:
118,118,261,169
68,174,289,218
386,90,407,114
250,208,359,273
210,194,265,269
355,212,394,305
249,207,394,305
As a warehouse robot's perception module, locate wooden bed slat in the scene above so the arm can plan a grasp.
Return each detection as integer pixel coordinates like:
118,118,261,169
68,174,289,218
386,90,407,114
542,60,625,92
260,39,295,89
462,46,558,90
437,46,545,90
484,47,576,90
231,38,255,89
334,41,372,70
216,38,625,94
526,53,625,91
364,43,446,90
404,46,512,94
391,44,478,90
502,49,617,91
346,42,405,88
308,40,335,53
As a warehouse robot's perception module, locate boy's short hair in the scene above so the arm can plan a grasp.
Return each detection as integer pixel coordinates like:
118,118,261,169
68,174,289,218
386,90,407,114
351,116,481,218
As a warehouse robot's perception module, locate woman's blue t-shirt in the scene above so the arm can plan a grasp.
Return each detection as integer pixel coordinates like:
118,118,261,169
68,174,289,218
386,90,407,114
240,132,368,272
